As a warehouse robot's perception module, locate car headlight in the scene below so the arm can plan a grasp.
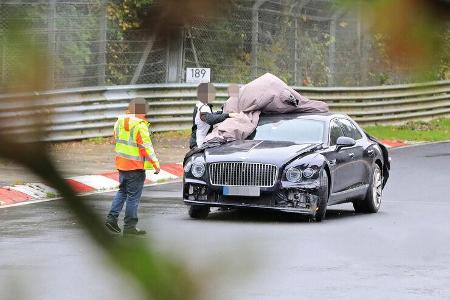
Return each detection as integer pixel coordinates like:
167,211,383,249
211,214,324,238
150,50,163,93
286,167,302,182
191,162,206,178
302,167,316,178
184,161,192,173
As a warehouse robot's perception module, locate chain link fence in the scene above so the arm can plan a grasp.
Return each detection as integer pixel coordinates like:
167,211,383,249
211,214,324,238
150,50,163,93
0,0,167,92
0,0,416,93
184,0,413,87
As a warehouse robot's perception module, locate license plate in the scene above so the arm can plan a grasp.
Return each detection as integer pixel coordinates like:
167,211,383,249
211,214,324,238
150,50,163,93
223,186,260,197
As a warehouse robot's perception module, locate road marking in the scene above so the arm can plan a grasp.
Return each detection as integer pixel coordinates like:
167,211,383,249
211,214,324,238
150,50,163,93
161,163,184,177
66,179,96,193
380,140,407,148
145,169,179,183
0,163,184,209
0,179,182,209
388,139,450,150
69,175,120,190
0,188,33,205
10,185,49,198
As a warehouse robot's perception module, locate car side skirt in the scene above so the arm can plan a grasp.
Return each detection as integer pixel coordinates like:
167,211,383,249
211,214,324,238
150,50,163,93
329,184,369,204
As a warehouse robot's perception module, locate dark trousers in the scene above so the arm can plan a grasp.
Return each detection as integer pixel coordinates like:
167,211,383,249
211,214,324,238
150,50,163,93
106,170,146,229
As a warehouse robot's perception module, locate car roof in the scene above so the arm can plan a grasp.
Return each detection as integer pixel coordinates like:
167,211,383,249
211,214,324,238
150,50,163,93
259,112,350,123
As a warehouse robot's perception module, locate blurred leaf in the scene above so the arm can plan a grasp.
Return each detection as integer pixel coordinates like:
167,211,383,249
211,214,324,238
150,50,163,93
0,9,202,300
340,0,450,78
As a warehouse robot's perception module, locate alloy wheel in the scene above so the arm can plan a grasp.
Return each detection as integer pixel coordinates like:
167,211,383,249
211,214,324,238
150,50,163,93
372,167,382,209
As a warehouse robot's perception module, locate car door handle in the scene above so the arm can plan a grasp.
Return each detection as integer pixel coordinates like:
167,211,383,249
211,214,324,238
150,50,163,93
348,152,355,158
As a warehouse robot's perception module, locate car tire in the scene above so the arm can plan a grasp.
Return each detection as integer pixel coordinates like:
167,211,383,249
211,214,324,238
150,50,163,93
188,205,210,219
314,169,329,222
353,164,382,213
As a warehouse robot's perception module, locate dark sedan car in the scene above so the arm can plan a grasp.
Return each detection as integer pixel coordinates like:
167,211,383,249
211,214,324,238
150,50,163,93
183,113,390,221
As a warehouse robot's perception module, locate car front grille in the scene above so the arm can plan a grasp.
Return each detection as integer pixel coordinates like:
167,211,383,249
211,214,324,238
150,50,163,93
209,162,278,187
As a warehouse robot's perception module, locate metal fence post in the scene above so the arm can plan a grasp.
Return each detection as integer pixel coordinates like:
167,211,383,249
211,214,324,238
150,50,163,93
294,18,298,84
328,18,336,86
359,6,369,86
166,28,184,83
1,35,5,87
130,34,156,84
187,28,200,68
294,1,310,86
47,0,56,89
97,1,107,86
328,9,346,86
251,0,267,79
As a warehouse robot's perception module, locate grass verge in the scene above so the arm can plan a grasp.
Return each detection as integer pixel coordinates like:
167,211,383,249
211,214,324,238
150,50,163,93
364,118,450,142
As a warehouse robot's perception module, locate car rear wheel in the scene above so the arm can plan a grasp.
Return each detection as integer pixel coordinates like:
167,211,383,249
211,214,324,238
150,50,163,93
314,169,329,222
188,205,210,219
353,164,382,213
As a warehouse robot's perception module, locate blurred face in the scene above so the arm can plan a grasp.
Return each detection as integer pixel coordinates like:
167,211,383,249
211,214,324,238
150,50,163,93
129,103,147,114
197,83,216,104
228,84,240,97
128,99,148,119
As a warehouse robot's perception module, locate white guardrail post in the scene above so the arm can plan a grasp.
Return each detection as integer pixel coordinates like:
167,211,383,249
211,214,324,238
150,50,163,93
0,81,449,141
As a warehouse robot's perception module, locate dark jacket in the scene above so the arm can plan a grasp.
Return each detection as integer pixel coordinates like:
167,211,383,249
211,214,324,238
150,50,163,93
189,104,229,149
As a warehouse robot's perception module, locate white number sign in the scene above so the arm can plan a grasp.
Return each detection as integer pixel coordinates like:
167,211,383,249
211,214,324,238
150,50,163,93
186,68,211,83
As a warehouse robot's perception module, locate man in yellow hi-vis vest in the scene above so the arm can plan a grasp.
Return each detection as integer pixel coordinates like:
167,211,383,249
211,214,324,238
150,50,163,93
105,98,160,235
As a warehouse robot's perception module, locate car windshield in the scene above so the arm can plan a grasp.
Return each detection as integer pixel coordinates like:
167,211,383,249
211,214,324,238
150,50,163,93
249,117,325,144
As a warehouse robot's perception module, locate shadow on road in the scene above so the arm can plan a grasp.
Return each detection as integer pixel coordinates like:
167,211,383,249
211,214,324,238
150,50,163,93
203,207,363,223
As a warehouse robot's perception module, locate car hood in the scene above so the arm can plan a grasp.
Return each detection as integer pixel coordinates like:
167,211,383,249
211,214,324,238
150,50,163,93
204,140,317,167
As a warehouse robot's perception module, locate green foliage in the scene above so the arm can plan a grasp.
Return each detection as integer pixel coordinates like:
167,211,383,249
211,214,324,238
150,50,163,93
9,1,104,88
257,39,293,84
46,192,57,198
436,25,450,80
1,10,202,300
364,118,450,142
106,0,155,85
296,30,332,86
185,7,251,83
55,1,103,85
339,0,450,85
0,9,49,92
367,33,391,85
108,0,154,31
186,4,333,86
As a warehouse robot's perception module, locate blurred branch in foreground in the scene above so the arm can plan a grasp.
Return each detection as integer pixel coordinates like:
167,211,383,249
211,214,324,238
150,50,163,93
0,10,201,300
341,0,450,80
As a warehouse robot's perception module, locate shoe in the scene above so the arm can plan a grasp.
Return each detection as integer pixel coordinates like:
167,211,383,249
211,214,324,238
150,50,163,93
105,220,121,233
123,228,147,236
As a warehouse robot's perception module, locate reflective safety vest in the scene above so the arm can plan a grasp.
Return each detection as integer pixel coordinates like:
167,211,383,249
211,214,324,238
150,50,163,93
114,115,160,171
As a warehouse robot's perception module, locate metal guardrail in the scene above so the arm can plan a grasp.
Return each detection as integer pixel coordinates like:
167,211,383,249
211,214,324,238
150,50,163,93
0,81,449,141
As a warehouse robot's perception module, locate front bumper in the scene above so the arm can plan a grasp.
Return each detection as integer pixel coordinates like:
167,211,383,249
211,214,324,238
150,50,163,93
183,178,321,216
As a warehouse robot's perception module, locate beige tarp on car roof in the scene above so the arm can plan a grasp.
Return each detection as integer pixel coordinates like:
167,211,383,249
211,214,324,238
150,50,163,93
205,73,329,143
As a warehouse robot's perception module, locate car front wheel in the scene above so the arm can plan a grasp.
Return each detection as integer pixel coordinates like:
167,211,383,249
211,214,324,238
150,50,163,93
188,205,210,219
353,164,382,213
314,169,329,222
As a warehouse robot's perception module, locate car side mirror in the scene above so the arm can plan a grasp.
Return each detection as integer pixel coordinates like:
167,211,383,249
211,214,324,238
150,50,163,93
336,136,356,151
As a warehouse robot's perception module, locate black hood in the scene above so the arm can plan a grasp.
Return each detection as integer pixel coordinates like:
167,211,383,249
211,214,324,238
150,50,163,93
204,140,317,167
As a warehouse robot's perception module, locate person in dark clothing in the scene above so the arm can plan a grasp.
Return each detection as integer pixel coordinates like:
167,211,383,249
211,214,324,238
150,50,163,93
189,83,238,149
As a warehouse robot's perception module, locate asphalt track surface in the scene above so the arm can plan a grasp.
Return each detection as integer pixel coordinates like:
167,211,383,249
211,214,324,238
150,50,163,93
1,142,449,300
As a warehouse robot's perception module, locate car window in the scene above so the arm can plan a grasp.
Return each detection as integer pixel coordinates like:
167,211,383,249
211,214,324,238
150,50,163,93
250,118,325,144
329,119,344,146
339,118,362,140
349,120,363,140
